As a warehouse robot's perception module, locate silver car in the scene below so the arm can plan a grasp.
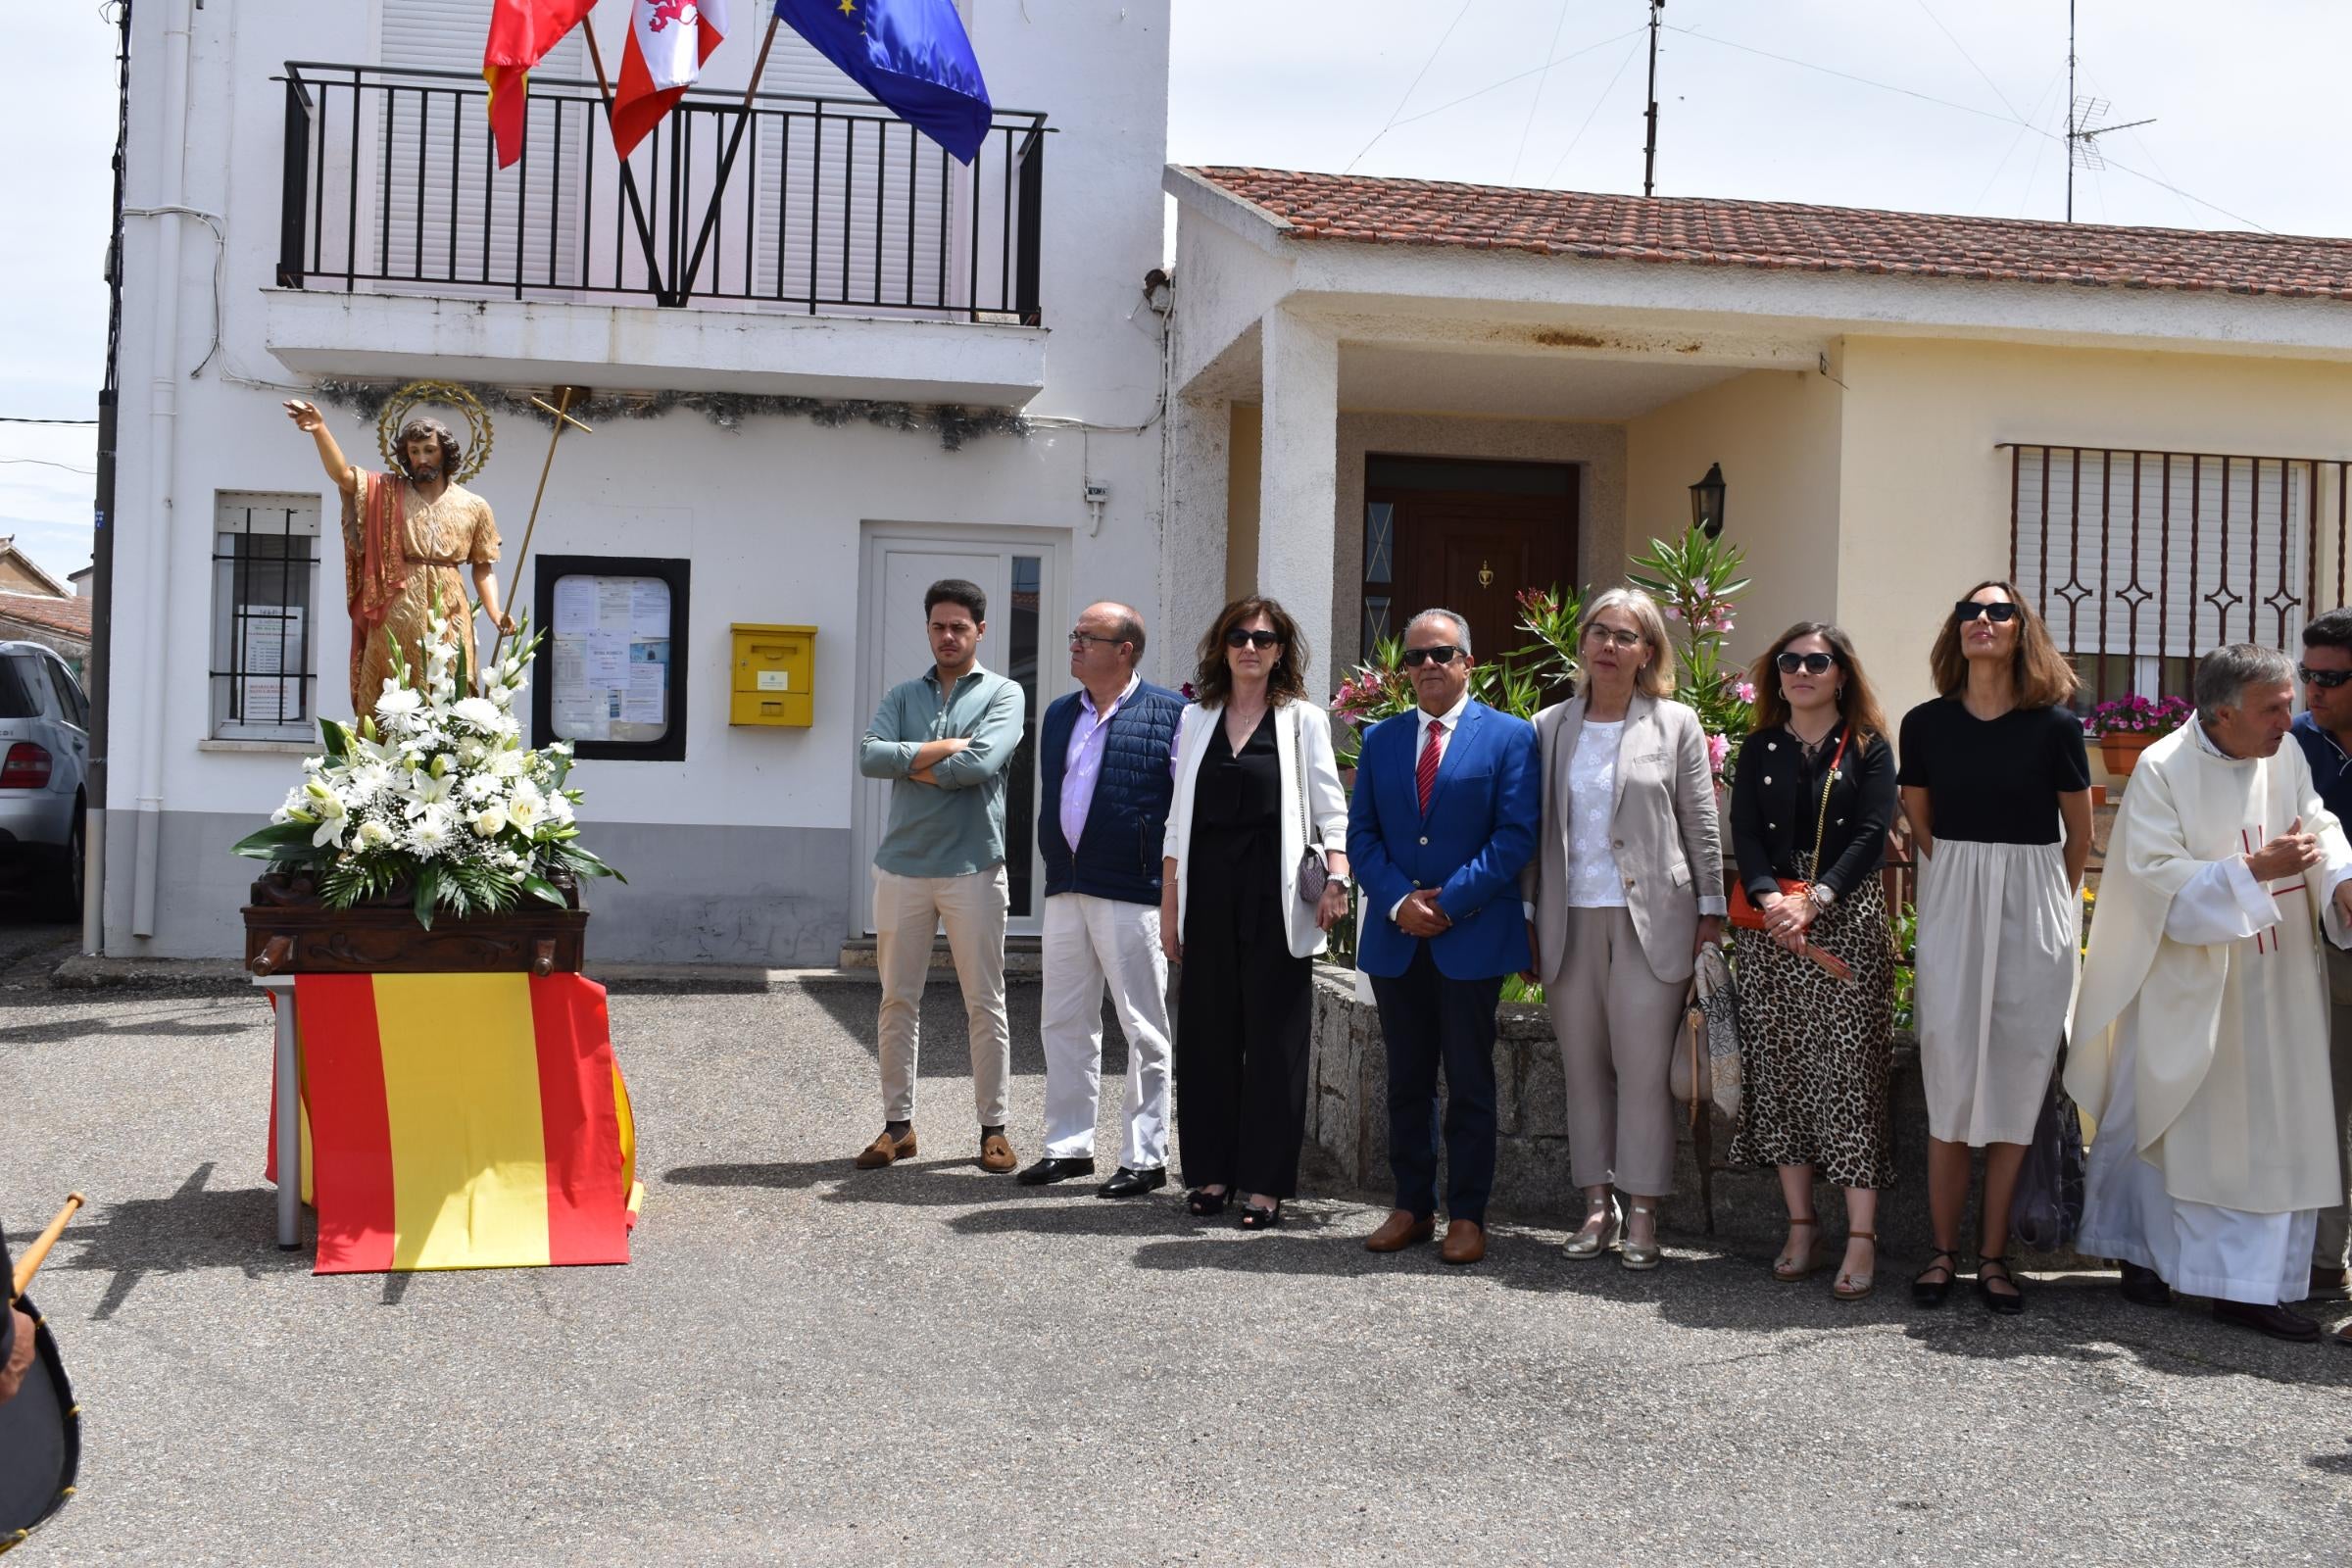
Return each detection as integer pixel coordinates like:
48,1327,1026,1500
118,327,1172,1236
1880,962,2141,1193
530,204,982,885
0,642,88,915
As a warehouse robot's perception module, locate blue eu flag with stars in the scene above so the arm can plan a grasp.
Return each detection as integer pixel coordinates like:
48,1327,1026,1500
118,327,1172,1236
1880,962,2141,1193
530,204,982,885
775,0,994,164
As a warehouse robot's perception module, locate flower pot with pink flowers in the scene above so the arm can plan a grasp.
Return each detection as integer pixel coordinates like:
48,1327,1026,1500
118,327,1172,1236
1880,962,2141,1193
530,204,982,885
2086,693,2193,776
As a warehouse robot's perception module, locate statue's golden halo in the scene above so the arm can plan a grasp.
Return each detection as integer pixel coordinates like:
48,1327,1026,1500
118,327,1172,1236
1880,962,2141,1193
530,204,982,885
375,379,494,485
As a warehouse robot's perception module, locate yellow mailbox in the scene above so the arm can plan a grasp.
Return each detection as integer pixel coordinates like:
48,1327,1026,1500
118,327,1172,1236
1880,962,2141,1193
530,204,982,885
730,623,815,727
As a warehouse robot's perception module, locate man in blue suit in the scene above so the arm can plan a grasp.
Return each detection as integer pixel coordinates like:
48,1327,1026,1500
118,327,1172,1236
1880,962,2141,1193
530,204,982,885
1348,609,1541,1265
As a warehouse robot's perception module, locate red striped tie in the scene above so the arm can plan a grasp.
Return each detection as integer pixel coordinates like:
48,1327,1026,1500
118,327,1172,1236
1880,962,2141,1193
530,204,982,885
1416,719,1446,813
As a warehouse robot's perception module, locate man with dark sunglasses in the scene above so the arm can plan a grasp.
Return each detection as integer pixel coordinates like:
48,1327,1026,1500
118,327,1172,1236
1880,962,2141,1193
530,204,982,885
2293,608,2352,1303
1348,609,1540,1265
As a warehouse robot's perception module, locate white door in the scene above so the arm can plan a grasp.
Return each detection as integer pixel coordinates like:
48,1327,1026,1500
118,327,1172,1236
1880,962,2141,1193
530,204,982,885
854,525,1065,937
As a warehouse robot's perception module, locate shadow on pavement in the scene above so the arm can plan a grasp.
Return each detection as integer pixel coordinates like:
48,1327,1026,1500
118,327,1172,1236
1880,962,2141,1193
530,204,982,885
47,1161,312,1320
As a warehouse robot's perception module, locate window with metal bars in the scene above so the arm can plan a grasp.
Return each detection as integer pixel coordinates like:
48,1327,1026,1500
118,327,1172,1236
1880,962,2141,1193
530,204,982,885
210,492,320,740
2006,445,2352,712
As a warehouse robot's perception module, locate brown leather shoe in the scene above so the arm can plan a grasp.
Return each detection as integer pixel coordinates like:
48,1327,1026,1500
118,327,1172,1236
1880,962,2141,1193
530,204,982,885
1364,1208,1436,1252
1440,1219,1487,1265
853,1127,917,1169
978,1133,1018,1174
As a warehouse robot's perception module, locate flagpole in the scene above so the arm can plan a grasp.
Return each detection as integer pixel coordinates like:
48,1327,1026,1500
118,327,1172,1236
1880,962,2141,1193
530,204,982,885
488,385,593,672
675,12,786,303
579,19,677,306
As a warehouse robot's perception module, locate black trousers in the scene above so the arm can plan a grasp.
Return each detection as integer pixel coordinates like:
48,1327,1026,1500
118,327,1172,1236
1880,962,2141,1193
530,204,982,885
1175,895,1313,1198
1371,942,1504,1225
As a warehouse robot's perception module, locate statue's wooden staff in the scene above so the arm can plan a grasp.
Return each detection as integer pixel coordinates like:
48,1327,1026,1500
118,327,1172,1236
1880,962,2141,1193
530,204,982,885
488,385,593,671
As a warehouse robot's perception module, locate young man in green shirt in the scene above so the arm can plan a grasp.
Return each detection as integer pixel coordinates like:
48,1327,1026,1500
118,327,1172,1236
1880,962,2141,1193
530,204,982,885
854,579,1028,1172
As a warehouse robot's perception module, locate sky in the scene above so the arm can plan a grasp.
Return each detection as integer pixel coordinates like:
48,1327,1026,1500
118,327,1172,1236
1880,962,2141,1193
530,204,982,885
8,2,2352,587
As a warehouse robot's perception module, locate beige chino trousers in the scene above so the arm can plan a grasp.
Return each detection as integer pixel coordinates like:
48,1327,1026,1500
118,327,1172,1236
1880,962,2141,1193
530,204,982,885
873,864,1011,1128
2319,944,2352,1269
1548,905,1688,1198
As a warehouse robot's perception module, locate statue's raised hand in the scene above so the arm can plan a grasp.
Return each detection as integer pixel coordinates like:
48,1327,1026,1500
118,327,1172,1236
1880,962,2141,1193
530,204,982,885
282,398,325,433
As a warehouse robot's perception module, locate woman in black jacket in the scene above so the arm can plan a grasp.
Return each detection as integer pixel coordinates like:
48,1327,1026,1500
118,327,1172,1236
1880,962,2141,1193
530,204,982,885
1727,622,1899,1301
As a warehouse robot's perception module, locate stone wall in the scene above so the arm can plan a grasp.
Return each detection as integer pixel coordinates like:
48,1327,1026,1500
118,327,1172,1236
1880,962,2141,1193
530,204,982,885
1308,963,2094,1266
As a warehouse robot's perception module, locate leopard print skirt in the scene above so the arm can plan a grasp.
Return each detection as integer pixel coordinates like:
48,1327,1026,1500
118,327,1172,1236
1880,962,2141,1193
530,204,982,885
1726,875,1897,1189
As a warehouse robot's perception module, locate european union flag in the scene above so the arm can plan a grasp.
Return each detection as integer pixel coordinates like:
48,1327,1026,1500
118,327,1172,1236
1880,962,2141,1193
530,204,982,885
776,0,994,164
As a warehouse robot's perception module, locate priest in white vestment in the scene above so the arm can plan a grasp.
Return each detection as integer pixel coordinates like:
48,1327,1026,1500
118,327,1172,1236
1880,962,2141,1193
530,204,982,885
2069,644,2352,1343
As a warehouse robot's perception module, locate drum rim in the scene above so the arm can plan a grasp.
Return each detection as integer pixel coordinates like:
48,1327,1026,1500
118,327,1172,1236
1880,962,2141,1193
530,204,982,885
0,1291,80,1548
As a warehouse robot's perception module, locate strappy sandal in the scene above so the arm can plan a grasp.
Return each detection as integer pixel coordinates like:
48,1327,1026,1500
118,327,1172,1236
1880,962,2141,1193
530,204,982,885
1911,1250,1958,1308
1238,1200,1282,1231
1833,1231,1878,1301
1186,1186,1228,1217
1976,1253,2025,1316
1773,1215,1828,1282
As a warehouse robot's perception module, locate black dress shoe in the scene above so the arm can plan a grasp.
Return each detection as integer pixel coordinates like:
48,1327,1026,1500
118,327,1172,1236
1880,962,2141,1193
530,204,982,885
1096,1166,1166,1199
2119,1261,2175,1307
2212,1298,2323,1342
1015,1155,1096,1187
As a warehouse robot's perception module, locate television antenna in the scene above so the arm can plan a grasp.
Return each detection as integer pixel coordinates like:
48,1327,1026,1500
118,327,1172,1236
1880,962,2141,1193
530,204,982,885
2064,2,2154,221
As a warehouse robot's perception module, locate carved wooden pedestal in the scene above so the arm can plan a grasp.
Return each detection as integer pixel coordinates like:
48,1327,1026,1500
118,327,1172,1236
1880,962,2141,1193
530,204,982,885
241,873,588,976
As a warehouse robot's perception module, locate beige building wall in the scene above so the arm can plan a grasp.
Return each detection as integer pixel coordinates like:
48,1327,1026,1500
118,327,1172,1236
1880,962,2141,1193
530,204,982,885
1626,366,1846,676
1835,337,2352,725
1224,402,1262,608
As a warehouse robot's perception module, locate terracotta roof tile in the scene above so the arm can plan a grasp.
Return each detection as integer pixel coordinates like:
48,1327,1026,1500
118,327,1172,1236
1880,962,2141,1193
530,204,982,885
0,594,93,640
1183,168,2352,303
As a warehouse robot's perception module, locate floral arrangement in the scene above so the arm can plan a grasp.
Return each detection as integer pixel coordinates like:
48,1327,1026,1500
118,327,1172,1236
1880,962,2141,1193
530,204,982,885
1627,527,1754,782
2085,693,2192,737
231,596,621,926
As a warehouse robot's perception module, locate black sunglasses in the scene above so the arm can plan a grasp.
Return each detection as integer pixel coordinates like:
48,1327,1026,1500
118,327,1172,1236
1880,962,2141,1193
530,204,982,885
2300,664,2352,690
1401,645,1464,667
1954,601,2019,624
1224,628,1281,650
1775,651,1838,675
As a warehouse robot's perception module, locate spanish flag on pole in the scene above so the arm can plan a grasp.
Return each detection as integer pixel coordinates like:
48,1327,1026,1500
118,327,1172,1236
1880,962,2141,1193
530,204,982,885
484,0,601,169
270,974,640,1274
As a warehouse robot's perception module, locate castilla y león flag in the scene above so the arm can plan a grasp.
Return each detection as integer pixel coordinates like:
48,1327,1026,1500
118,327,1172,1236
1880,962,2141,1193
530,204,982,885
484,0,600,169
612,0,731,161
270,973,640,1274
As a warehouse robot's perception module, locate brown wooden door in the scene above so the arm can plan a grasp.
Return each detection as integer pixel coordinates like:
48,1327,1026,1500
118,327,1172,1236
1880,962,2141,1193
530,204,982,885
1365,459,1578,671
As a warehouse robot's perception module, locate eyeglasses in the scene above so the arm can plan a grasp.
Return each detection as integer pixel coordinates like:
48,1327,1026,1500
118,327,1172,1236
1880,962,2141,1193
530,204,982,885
1224,628,1281,650
2300,664,2352,690
1068,631,1124,649
1401,645,1463,667
1775,652,1838,675
1954,601,2019,624
1585,625,1645,650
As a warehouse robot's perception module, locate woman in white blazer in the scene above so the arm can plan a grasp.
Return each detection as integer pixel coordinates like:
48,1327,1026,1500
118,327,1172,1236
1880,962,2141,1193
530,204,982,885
1160,596,1351,1229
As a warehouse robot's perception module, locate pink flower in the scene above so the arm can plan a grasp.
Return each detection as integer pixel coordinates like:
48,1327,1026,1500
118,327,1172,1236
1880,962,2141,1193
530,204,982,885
1706,732,1731,774
1733,680,1756,704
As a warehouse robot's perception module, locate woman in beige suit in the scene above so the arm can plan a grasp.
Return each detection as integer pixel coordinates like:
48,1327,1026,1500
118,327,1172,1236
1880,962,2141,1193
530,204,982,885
1521,587,1726,1268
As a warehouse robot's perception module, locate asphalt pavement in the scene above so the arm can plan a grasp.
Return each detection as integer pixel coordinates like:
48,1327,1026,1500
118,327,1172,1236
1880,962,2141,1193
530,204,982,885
3,962,2350,1566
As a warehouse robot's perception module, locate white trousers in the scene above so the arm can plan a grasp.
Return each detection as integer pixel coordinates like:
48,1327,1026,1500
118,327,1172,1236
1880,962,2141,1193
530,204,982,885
1039,892,1173,1169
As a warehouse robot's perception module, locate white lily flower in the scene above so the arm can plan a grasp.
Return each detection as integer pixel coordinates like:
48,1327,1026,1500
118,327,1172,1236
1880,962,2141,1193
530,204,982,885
506,782,546,833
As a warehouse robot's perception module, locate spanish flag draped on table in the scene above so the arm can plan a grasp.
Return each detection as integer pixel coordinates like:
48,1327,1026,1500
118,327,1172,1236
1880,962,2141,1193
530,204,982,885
268,974,640,1274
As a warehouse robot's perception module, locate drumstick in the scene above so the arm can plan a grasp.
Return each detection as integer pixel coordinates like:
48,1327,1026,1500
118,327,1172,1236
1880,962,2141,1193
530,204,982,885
10,1193,84,1302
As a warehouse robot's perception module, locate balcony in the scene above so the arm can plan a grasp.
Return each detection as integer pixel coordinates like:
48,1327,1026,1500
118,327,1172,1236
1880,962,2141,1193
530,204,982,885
264,61,1052,405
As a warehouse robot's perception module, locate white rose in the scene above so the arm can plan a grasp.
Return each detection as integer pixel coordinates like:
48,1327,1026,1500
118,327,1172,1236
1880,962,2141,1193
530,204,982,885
470,803,509,837
355,817,396,851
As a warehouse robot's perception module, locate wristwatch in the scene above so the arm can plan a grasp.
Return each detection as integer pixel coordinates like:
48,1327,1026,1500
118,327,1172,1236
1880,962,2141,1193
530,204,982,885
1807,883,1837,911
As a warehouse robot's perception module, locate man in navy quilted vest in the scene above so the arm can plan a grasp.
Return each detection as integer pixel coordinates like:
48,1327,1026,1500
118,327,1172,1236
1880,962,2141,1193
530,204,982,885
1019,601,1187,1198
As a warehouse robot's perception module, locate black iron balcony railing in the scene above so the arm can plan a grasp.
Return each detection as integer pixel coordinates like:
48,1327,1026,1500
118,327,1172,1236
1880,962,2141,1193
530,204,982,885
274,61,1047,320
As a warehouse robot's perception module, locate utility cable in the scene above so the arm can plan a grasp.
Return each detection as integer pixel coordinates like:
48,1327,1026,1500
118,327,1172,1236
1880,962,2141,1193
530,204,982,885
1662,24,2275,232
1389,26,1647,132
1908,0,2024,121
1508,0,1576,183
1544,34,1645,186
1344,0,1479,172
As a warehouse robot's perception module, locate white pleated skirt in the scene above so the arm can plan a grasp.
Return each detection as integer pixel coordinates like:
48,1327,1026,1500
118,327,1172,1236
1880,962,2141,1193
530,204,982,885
1913,838,2078,1147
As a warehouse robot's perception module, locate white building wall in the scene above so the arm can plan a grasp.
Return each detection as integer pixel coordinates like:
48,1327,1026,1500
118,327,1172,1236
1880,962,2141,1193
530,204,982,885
107,0,1173,960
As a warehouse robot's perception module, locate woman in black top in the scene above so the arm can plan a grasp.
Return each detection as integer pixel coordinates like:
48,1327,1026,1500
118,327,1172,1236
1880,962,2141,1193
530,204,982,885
1896,580,2092,1316
1728,622,1899,1300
